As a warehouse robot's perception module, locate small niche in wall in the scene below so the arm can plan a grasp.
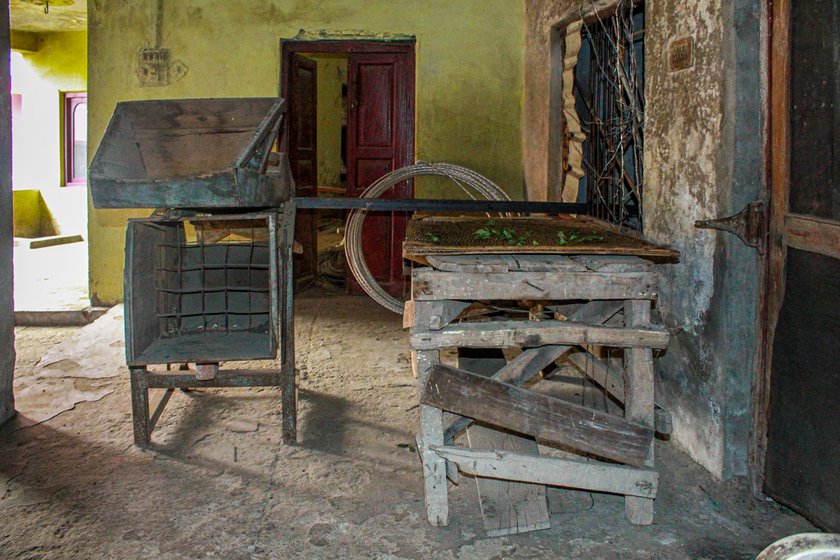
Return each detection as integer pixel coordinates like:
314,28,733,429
669,37,694,72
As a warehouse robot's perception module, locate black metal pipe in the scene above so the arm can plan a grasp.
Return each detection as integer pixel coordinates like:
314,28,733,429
293,197,587,214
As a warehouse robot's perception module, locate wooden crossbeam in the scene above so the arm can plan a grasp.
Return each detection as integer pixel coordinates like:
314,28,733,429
432,446,658,499
421,363,654,467
410,320,670,351
412,270,658,301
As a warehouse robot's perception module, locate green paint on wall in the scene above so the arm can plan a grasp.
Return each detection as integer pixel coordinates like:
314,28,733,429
88,0,525,304
13,189,58,238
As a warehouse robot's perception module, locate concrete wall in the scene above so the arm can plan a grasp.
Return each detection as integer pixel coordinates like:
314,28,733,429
524,0,764,479
11,31,87,236
88,0,525,305
1,0,17,426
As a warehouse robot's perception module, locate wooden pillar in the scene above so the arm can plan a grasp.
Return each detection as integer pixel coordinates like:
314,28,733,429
0,0,14,427
416,349,448,526
624,299,655,524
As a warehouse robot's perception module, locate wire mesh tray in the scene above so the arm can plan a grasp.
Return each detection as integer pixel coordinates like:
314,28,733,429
403,216,679,259
124,212,280,366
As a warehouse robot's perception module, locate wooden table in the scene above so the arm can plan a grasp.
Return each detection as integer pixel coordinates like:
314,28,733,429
406,252,672,535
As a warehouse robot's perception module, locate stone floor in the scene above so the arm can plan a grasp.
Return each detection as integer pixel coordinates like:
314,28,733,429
0,293,815,560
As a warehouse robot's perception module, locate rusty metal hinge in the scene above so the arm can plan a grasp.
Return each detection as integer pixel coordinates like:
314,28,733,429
695,201,768,254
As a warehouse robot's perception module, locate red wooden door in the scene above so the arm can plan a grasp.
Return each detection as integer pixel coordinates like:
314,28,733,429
287,53,318,286
346,51,414,296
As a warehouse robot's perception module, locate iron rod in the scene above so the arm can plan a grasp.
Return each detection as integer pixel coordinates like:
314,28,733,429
293,197,586,214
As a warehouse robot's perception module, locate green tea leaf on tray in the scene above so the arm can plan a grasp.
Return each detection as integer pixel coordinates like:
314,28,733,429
474,228,493,241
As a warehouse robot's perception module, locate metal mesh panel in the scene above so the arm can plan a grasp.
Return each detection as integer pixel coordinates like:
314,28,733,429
155,221,271,338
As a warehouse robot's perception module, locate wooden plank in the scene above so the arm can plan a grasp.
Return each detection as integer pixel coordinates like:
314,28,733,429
412,269,659,301
784,213,840,261
624,300,655,524
426,254,510,273
414,350,448,526
421,363,654,467
458,348,550,537
411,320,670,351
433,446,658,499
505,254,587,272
565,351,672,436
570,255,653,272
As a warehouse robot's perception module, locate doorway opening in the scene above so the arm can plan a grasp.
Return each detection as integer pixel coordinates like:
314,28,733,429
280,40,416,297
10,42,90,318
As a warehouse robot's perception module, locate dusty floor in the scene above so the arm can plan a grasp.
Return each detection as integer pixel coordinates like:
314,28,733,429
13,239,89,312
0,293,815,559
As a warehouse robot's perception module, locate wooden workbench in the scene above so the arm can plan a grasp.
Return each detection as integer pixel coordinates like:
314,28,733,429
404,218,676,535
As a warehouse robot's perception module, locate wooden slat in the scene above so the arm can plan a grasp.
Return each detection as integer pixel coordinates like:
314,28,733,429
784,213,840,260
415,350,448,526
421,363,654,467
433,446,658,499
459,346,549,537
570,255,653,272
412,269,658,301
504,254,588,272
410,320,670,351
426,254,511,273
624,300,655,524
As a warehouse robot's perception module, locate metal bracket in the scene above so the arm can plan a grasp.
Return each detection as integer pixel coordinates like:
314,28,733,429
695,201,767,254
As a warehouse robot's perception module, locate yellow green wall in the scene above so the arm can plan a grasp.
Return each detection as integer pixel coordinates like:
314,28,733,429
88,0,526,304
308,54,346,188
12,30,88,236
12,190,57,238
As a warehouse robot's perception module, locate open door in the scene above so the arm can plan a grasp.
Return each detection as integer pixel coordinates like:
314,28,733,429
760,0,840,531
346,50,414,297
287,53,318,286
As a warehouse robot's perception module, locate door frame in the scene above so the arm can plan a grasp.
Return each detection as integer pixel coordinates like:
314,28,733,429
279,39,416,294
750,0,791,497
279,39,415,167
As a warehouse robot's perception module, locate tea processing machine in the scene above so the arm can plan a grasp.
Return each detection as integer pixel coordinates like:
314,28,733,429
90,97,583,446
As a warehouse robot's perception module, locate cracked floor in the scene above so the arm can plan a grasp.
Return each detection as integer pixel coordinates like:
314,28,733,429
0,293,815,559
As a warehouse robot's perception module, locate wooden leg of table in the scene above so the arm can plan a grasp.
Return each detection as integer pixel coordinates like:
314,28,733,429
624,299,655,525
415,349,448,526
130,367,151,447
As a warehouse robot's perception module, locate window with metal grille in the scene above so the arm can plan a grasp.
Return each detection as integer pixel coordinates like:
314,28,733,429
561,2,645,230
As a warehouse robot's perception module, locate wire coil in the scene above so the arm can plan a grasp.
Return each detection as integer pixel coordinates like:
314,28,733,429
344,162,511,314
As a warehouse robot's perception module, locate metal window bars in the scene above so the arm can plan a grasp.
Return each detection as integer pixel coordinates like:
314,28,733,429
575,0,645,230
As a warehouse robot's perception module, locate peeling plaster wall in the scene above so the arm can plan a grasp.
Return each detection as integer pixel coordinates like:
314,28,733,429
524,0,764,479
88,0,525,304
1,0,16,426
